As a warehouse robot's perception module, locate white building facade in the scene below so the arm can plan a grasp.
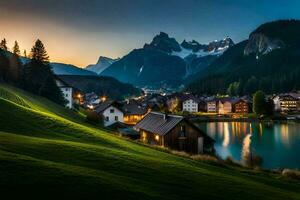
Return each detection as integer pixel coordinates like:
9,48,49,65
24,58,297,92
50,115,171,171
60,87,73,109
273,95,298,112
182,99,198,113
55,78,74,109
102,105,124,127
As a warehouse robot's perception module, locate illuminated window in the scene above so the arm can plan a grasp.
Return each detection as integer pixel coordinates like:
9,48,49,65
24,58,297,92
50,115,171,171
155,135,159,141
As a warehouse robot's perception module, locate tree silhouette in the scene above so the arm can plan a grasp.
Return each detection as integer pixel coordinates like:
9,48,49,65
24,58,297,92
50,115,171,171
23,39,66,106
0,49,9,81
24,50,27,58
253,90,266,115
8,54,22,84
0,38,8,51
13,41,21,56
30,39,49,63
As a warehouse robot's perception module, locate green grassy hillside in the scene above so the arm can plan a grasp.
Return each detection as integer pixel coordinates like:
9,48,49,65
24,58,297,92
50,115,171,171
0,84,299,199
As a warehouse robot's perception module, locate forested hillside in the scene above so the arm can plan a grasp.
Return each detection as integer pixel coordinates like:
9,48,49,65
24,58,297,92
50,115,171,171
187,20,300,95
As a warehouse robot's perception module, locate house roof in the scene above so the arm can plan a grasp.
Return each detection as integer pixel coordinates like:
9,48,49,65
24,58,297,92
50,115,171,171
183,96,205,104
107,121,130,130
55,75,82,93
55,76,72,88
134,112,184,136
95,101,122,114
206,97,241,104
122,103,148,115
275,94,299,100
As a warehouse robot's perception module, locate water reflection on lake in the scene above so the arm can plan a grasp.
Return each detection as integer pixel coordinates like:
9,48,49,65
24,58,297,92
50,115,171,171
197,122,300,169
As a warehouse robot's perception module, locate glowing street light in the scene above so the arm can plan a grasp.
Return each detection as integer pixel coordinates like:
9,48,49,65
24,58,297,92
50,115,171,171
101,96,107,102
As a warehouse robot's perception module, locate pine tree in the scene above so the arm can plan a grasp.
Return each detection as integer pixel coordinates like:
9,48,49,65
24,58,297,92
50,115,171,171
0,38,8,51
5,41,23,84
24,50,27,58
0,49,9,81
23,39,66,106
13,41,21,56
8,53,22,84
253,90,266,116
30,39,49,63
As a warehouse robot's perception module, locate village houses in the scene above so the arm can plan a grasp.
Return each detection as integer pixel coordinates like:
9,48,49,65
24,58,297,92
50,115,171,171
206,98,250,114
94,100,149,127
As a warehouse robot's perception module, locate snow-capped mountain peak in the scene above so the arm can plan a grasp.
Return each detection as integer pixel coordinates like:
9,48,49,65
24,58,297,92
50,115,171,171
172,37,234,59
86,56,119,74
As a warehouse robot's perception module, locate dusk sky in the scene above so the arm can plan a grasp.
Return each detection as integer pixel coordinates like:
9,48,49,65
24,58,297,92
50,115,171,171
0,0,299,67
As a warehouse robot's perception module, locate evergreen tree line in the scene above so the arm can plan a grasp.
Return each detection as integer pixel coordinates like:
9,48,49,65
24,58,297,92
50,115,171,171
187,48,300,96
0,38,66,106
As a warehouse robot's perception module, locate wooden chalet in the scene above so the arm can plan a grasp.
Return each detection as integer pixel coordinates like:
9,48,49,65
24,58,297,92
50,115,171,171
134,112,214,154
122,100,149,125
232,99,250,113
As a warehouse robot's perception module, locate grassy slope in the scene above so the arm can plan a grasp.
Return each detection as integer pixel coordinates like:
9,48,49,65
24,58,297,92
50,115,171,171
0,84,299,200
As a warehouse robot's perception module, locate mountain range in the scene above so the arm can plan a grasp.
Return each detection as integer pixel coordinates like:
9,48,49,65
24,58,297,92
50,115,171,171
100,32,234,88
45,32,233,90
43,19,300,95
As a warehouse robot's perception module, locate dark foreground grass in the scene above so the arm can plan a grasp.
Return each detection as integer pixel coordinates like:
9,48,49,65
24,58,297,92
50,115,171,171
0,84,300,200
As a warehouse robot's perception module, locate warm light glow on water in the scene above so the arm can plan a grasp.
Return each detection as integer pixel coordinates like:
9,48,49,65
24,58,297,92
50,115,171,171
222,123,230,147
259,123,263,136
241,134,251,165
281,124,289,145
199,122,300,169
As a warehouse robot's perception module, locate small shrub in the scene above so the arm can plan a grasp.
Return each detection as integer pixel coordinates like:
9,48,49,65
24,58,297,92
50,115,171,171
170,150,190,158
73,103,80,110
86,110,102,125
282,169,300,180
225,156,236,165
191,155,218,163
243,152,263,168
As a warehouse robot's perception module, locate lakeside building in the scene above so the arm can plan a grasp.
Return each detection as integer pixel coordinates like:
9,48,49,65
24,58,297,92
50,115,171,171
134,112,215,154
206,97,250,114
182,96,206,113
232,99,250,113
273,94,299,113
218,98,233,114
206,99,218,113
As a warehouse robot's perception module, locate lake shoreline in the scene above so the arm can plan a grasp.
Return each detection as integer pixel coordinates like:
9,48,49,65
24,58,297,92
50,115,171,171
188,116,300,123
